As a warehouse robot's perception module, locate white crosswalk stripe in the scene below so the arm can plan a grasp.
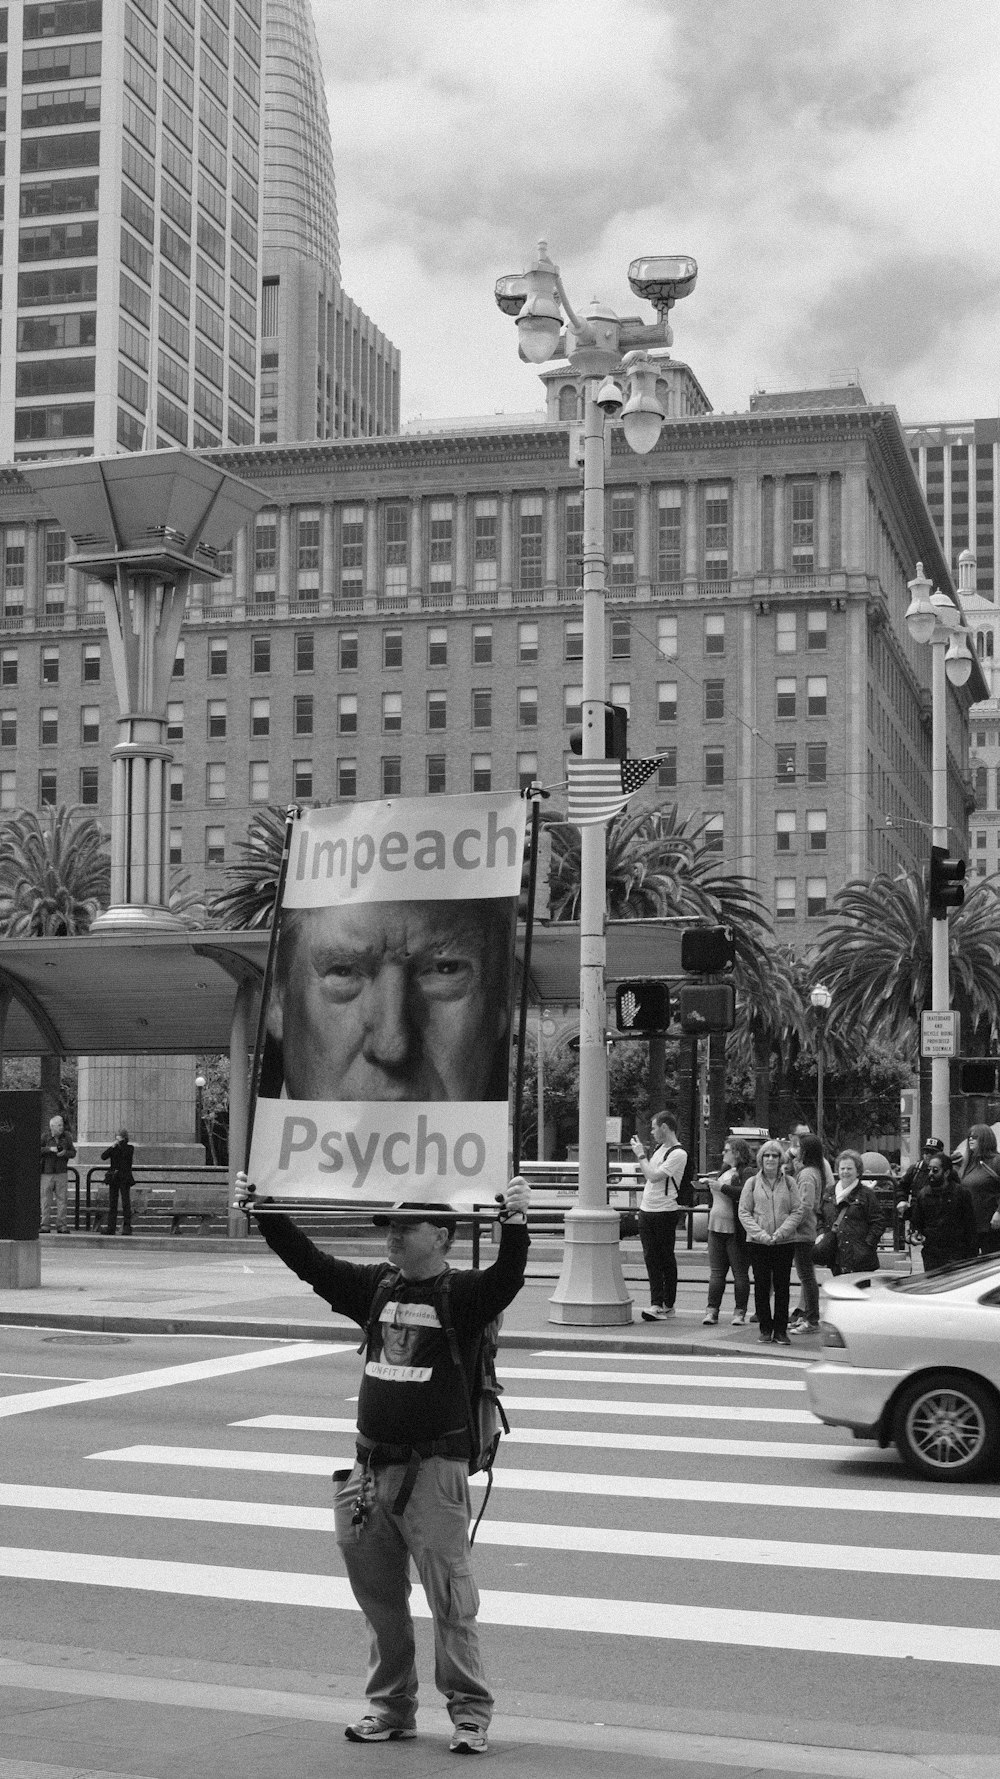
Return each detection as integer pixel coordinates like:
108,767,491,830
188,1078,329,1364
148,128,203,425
5,1345,1000,1686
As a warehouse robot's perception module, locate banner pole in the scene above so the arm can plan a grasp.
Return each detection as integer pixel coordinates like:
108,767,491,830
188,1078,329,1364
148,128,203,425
244,805,298,1174
511,794,541,1174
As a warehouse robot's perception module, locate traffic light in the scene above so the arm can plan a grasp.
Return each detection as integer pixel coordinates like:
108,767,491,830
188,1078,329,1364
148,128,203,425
928,844,966,919
615,980,671,1034
569,704,628,760
681,926,736,974
677,983,736,1035
960,1060,1000,1096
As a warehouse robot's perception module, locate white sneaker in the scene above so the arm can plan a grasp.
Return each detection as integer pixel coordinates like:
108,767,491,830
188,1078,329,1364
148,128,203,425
641,1306,673,1321
450,1721,488,1754
702,1310,719,1325
731,1310,747,1326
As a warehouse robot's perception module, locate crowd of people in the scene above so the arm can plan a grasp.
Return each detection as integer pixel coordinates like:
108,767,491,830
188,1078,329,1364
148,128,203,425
630,1111,1000,1337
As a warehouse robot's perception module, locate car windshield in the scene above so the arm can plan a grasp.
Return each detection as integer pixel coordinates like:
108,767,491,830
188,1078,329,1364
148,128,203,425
886,1255,1000,1295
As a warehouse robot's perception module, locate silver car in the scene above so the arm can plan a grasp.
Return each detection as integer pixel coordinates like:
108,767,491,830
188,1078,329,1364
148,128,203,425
806,1254,1000,1482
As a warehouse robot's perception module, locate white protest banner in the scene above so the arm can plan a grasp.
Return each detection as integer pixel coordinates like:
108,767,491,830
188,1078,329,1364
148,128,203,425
247,792,526,1207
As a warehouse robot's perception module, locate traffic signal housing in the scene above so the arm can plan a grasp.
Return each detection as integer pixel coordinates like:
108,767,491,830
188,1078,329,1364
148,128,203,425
960,1060,1000,1096
681,925,736,974
677,983,736,1035
615,980,671,1034
569,703,628,761
928,844,966,919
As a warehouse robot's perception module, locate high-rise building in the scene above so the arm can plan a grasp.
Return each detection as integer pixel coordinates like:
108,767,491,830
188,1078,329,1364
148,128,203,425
904,417,1000,601
0,0,399,464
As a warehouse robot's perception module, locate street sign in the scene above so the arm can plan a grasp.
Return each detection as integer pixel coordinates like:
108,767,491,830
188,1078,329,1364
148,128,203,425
920,1011,959,1058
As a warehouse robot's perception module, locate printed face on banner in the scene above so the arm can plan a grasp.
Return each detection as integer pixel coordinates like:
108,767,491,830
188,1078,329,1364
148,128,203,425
248,792,526,1207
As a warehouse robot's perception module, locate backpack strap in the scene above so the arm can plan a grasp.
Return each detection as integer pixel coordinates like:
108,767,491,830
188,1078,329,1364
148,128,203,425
357,1266,402,1358
432,1268,477,1451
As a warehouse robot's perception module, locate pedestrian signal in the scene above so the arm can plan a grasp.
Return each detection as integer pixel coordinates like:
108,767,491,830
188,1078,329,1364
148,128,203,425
928,844,966,919
569,704,629,760
677,983,736,1035
960,1060,1000,1096
615,980,670,1033
681,926,736,974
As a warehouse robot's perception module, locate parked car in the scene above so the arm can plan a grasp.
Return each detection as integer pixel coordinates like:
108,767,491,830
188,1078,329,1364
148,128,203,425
805,1254,1000,1482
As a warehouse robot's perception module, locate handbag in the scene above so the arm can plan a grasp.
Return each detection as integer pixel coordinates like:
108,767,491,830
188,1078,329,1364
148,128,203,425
813,1227,838,1268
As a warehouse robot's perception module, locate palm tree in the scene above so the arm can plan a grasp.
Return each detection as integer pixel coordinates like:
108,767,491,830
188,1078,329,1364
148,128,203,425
0,805,110,935
207,806,290,929
813,871,1000,1047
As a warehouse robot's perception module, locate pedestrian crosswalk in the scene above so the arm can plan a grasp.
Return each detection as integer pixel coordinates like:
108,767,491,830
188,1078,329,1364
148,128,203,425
4,1342,1000,1680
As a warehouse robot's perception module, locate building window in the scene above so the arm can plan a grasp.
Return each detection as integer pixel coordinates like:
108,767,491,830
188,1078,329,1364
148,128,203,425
517,752,538,793
82,644,101,682
790,481,815,572
658,682,678,722
338,758,357,799
703,485,729,580
166,701,184,742
473,498,498,595
382,756,402,797
380,691,401,733
806,876,827,917
205,826,226,867
169,828,182,867
339,630,358,671
295,695,314,737
807,810,827,851
338,693,358,735
207,699,227,739
427,754,446,794
296,508,321,589
41,647,60,685
428,503,453,594
564,495,583,590
806,742,827,784
776,677,797,719
472,753,492,792
775,878,796,920
472,689,492,729
657,747,677,788
776,611,796,654
704,747,724,788
254,514,276,585
776,744,796,783
81,706,100,745
806,609,827,651
384,501,408,593
0,650,16,687
39,771,58,808
427,692,447,731
807,675,828,717
657,614,678,660
295,632,314,673
776,811,796,852
704,814,724,854
518,687,538,727
704,679,724,721
564,620,583,662
40,708,59,745
0,712,16,748
293,760,313,800
657,488,682,584
208,638,227,676
564,685,583,727
251,635,271,674
79,766,99,806
518,495,544,589
427,625,448,667
610,616,631,659
610,492,635,584
383,628,403,670
250,698,269,737
610,682,631,717
172,641,185,679
249,761,270,804
472,624,493,664
169,767,183,805
340,506,364,597
704,614,725,655
0,771,15,811
518,621,538,663
206,763,226,803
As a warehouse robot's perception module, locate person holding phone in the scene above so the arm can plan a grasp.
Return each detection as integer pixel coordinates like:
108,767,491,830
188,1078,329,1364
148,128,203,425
631,1109,687,1322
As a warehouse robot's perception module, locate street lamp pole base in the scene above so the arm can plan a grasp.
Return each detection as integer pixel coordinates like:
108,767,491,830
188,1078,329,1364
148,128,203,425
548,1207,633,1325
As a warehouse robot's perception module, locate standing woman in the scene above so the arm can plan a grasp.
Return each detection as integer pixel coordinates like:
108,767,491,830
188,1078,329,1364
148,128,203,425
739,1141,803,1345
630,1108,687,1322
703,1138,752,1326
101,1127,136,1236
789,1132,824,1334
956,1124,1000,1256
831,1150,885,1274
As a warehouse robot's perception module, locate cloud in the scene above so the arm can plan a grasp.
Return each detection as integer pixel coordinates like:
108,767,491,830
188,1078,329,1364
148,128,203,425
313,0,1000,424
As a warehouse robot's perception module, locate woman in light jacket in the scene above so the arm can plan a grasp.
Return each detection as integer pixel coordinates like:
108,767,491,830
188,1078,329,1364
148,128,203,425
738,1141,804,1345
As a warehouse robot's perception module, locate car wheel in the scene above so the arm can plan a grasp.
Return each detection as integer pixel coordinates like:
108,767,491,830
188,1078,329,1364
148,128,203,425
893,1372,1000,1483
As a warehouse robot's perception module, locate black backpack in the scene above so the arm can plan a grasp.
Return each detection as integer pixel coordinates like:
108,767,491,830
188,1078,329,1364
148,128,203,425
361,1266,509,1542
666,1143,697,1209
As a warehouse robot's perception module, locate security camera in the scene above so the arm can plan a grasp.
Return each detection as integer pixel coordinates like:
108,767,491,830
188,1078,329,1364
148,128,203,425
595,377,623,416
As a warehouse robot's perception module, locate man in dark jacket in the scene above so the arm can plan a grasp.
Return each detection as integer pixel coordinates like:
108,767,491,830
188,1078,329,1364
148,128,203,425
910,1154,978,1271
237,1174,530,1757
40,1114,75,1233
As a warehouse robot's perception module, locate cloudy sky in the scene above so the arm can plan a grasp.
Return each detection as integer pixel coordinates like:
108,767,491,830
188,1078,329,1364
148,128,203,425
313,0,1000,428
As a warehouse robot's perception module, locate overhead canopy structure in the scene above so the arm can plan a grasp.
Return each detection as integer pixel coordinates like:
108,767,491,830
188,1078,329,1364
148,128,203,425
0,920,685,1057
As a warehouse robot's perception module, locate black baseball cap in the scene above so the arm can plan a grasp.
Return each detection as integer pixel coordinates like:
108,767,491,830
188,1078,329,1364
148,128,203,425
372,1200,458,1231
922,1137,945,1156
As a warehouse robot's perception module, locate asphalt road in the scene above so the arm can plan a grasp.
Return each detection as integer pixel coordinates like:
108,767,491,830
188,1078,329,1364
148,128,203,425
1,1324,999,1779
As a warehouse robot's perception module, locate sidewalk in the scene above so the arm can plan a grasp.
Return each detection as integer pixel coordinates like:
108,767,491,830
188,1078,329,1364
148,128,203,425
0,1230,820,1357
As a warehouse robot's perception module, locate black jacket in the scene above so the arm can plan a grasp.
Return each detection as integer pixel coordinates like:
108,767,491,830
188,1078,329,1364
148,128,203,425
911,1180,978,1261
101,1139,135,1186
956,1156,1000,1234
833,1185,885,1273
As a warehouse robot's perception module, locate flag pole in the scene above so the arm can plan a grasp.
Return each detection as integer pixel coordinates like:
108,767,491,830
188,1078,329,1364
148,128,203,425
511,792,542,1174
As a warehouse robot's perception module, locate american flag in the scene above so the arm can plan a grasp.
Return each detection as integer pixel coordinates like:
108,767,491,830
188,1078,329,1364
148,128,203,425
566,757,661,827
